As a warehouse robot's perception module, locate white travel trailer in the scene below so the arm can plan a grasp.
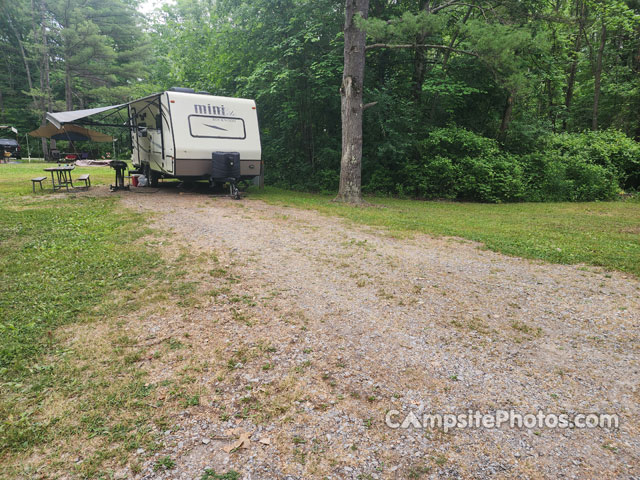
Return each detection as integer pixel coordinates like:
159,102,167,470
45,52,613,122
45,87,263,195
129,88,262,191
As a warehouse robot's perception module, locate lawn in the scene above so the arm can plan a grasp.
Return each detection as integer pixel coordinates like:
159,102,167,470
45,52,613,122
250,187,640,277
0,161,162,474
0,160,116,195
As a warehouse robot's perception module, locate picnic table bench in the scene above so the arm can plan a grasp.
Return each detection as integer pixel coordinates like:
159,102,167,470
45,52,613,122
76,174,91,189
31,176,47,192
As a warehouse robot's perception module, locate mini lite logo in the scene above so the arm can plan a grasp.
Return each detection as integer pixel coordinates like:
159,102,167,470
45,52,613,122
194,104,226,115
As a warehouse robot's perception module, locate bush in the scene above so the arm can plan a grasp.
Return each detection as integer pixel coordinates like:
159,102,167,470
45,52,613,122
365,126,633,202
547,130,640,190
408,128,525,202
521,153,619,201
457,154,525,203
403,127,625,202
417,126,501,159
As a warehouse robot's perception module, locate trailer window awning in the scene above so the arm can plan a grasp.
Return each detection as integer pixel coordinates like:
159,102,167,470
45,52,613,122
46,104,127,128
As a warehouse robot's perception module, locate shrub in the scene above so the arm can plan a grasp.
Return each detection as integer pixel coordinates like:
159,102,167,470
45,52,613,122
547,130,640,190
417,126,500,159
402,155,460,199
456,154,525,203
521,152,619,201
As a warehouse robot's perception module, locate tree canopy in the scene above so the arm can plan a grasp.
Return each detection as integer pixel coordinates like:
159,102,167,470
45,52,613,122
1,0,639,201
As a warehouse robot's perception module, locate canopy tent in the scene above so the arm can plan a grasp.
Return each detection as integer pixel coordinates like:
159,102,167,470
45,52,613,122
29,123,113,142
0,125,18,134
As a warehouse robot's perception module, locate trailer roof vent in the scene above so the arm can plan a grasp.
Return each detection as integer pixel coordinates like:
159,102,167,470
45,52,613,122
168,87,195,93
196,91,211,95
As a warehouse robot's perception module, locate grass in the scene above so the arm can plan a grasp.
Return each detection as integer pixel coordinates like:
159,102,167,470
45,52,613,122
249,187,640,277
0,160,116,195
0,161,161,476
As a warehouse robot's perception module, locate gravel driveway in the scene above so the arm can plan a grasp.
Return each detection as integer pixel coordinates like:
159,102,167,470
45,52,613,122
120,188,639,480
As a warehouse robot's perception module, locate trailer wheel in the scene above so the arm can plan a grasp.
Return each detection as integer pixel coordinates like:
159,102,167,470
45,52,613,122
144,163,159,187
149,170,159,187
230,182,240,200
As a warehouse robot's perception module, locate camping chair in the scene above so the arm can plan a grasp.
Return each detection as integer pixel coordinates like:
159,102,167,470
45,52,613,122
50,149,61,161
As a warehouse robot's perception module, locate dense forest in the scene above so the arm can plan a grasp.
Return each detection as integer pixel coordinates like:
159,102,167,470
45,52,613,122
1,0,639,201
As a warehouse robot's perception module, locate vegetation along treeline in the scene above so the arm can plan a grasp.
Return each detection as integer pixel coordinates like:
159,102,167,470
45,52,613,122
1,0,639,202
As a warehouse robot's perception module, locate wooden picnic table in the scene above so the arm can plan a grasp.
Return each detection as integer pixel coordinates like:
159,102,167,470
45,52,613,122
44,164,75,191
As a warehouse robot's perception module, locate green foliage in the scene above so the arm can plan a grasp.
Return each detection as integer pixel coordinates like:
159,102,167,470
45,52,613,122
374,127,631,202
547,130,640,190
154,456,176,471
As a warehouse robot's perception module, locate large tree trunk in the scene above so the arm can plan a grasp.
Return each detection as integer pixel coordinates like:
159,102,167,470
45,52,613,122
592,21,606,131
336,0,369,204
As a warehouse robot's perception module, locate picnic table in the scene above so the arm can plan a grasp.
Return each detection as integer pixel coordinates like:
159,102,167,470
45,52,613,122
44,164,75,191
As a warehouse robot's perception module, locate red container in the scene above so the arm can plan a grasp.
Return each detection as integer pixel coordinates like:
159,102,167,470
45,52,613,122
131,174,139,187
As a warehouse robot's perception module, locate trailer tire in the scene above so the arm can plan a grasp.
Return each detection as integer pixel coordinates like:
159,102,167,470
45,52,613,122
149,171,159,187
144,163,159,187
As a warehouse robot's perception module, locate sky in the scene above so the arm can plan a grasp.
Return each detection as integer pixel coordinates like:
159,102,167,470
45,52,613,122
138,0,175,16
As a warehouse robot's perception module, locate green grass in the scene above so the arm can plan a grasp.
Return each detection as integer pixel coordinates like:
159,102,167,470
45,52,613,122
0,195,156,376
0,162,160,467
249,187,640,277
0,160,117,195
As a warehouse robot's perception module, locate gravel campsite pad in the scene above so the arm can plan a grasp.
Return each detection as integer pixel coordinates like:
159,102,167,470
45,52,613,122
118,189,639,480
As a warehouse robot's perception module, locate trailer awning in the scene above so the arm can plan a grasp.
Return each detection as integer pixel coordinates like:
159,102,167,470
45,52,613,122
46,104,127,128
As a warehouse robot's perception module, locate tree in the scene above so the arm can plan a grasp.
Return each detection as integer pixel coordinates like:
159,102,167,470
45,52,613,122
336,0,369,203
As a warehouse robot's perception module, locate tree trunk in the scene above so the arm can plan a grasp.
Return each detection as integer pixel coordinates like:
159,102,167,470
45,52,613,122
592,21,606,131
65,66,73,110
499,91,515,140
563,33,581,130
40,2,51,158
563,0,585,131
336,0,369,204
8,19,36,105
411,40,428,103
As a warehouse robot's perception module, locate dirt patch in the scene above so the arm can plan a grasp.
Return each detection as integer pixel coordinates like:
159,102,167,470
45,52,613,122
101,188,640,479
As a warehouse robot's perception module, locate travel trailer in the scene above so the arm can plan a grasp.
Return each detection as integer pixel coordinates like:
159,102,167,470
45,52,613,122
45,88,263,196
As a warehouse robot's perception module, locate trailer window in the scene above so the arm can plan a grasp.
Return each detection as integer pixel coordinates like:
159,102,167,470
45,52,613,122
188,115,246,140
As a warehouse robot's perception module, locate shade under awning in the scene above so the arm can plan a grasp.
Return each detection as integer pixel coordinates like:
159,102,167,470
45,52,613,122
46,103,126,128
29,124,113,142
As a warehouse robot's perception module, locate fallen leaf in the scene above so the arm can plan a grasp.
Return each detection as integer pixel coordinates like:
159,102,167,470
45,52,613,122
258,437,271,445
223,433,251,453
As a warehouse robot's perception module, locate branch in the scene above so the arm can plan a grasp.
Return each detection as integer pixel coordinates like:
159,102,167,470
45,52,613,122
432,0,464,14
363,102,378,110
366,43,478,57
